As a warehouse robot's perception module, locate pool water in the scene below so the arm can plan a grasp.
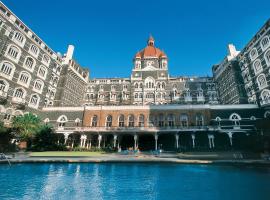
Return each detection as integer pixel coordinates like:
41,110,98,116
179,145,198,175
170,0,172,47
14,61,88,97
0,163,270,200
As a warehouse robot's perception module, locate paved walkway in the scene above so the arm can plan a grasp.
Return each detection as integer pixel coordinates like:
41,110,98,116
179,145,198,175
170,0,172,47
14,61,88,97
1,152,270,166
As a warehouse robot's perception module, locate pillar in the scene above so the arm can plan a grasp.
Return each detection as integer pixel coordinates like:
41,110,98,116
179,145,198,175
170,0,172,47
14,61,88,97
227,132,233,146
191,134,196,148
113,135,118,148
208,134,215,149
64,133,70,144
155,134,158,151
80,135,87,148
134,135,138,150
98,134,102,149
175,134,179,149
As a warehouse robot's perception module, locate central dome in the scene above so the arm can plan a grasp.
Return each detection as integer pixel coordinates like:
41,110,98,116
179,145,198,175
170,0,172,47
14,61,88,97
135,36,167,59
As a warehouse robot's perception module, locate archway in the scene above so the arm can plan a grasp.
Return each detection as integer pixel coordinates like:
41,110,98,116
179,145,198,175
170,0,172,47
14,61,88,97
158,133,176,151
214,132,230,150
119,134,134,150
138,134,155,151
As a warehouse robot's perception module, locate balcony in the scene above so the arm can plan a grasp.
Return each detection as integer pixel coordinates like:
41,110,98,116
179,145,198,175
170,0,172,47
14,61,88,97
11,97,26,109
184,96,192,102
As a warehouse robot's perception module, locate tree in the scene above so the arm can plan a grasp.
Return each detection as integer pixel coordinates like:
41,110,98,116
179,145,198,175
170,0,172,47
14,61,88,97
12,113,42,140
0,122,14,152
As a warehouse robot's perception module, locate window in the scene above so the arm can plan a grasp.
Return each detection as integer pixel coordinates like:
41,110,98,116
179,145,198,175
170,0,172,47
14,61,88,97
13,31,25,45
37,65,47,79
215,117,221,126
42,54,50,65
230,113,241,126
249,48,258,61
0,61,15,78
261,89,270,104
33,79,44,92
6,45,21,62
168,114,175,127
119,115,125,127
91,115,98,127
23,57,35,71
0,80,8,93
158,114,164,127
29,94,40,107
13,88,25,98
180,114,188,127
106,115,112,127
264,50,270,65
261,36,270,50
128,115,135,127
138,114,144,127
29,44,39,56
253,59,263,74
18,71,31,86
196,114,204,126
57,115,68,128
257,74,267,89
111,85,116,91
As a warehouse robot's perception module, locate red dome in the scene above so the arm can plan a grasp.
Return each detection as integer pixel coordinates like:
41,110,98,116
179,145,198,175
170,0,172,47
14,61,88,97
134,36,167,59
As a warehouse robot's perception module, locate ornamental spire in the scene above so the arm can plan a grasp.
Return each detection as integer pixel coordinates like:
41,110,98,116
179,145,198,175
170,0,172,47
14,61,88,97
147,34,155,46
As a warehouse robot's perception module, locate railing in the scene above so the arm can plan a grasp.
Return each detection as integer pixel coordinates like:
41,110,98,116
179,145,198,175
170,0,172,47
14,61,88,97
55,124,255,133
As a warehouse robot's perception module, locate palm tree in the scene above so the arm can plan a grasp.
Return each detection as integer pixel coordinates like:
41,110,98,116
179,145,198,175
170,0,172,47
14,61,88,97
12,113,42,140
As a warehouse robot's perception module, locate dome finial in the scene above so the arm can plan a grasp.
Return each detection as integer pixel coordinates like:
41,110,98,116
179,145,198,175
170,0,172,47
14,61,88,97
147,34,155,46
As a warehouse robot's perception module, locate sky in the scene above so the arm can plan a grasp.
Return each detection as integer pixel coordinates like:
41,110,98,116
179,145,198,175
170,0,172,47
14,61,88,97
2,0,270,78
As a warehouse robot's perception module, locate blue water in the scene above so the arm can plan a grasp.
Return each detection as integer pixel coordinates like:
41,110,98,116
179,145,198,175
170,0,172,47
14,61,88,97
0,163,270,200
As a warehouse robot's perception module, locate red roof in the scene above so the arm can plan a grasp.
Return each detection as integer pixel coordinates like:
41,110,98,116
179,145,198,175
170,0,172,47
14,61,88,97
135,36,167,59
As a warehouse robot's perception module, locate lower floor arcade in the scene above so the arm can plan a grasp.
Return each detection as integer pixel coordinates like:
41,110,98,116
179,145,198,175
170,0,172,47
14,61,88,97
56,130,262,152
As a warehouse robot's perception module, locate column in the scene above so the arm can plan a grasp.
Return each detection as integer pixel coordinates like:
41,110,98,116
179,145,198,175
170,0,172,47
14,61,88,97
80,135,87,148
155,134,158,151
98,134,102,149
113,135,118,148
191,134,196,148
227,132,233,146
64,133,70,144
80,135,84,147
208,134,214,149
211,135,215,148
175,134,179,149
134,135,138,150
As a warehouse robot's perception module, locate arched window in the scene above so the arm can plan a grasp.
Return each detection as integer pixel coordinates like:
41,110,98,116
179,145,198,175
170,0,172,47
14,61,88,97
167,114,175,127
0,61,15,78
29,94,40,108
196,114,204,126
106,115,112,127
253,59,262,74
264,111,270,119
249,48,258,61
145,77,155,89
91,115,98,127
257,74,267,89
261,36,270,50
119,114,125,127
18,71,31,86
138,114,144,127
135,82,138,88
229,113,241,126
37,65,47,79
215,117,221,126
33,79,44,93
161,82,166,89
29,44,39,56
6,45,21,62
134,93,138,99
158,114,164,127
4,108,13,121
13,88,26,98
261,89,270,104
13,31,25,45
180,114,188,127
23,57,36,71
0,79,9,93
57,115,68,128
75,118,80,126
42,54,50,66
264,49,270,66
128,115,135,127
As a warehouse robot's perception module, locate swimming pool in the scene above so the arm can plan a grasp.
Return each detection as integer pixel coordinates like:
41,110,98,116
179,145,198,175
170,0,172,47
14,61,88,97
0,163,269,200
